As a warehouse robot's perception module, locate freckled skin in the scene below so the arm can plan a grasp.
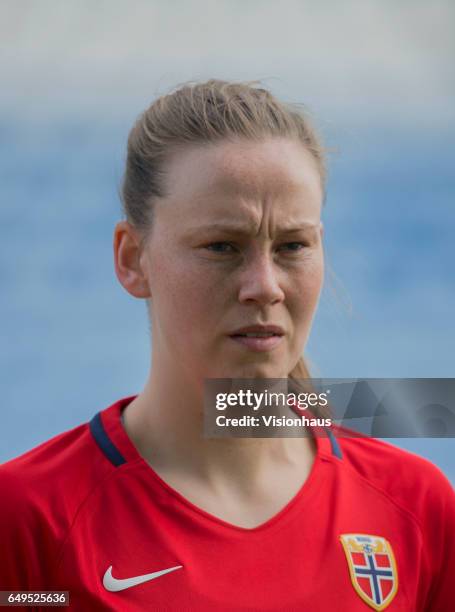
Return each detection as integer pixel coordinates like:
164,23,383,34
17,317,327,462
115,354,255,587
140,137,324,383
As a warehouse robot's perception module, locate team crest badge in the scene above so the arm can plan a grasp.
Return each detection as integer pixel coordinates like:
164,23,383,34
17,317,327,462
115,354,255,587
340,534,398,610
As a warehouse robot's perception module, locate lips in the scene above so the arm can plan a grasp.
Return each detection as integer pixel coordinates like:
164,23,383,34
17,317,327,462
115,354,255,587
229,324,285,337
228,325,285,352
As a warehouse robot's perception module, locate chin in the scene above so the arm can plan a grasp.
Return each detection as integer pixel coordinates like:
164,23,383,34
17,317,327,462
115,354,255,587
222,362,289,380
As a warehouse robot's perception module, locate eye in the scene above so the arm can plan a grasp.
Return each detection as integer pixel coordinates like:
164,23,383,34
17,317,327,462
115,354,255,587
277,242,308,253
205,242,236,253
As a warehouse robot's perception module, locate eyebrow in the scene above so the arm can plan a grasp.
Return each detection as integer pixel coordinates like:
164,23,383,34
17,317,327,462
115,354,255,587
186,221,319,235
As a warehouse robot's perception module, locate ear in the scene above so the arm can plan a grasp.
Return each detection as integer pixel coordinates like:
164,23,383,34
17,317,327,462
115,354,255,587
319,221,324,239
113,221,151,298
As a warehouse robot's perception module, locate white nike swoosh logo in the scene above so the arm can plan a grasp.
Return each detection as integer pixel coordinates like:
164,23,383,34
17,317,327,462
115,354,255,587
103,564,183,592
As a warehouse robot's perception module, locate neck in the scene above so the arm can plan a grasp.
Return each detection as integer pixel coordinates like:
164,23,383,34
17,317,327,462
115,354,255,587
122,361,316,492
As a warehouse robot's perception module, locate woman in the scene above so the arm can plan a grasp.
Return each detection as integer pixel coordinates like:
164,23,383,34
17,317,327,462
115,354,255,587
1,80,453,611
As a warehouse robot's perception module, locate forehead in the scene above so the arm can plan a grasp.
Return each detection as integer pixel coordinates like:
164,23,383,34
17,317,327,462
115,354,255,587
168,137,321,196
157,137,323,227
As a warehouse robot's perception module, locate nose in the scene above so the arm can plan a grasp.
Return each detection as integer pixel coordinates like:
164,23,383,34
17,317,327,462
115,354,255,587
237,251,285,307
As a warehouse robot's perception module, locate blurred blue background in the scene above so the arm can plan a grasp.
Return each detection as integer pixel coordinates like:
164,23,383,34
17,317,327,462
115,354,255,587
1,1,454,481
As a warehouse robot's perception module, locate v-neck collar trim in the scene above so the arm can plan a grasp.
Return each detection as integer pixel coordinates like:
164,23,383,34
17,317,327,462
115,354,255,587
89,396,342,534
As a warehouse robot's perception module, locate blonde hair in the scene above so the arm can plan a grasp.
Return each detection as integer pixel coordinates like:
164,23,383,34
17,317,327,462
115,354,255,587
122,79,326,387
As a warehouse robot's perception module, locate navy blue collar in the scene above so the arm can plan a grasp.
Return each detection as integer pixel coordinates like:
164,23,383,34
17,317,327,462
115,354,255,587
89,410,343,467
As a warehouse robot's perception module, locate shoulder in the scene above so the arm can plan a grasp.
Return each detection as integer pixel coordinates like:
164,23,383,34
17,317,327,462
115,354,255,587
0,411,115,531
0,405,122,588
336,432,455,528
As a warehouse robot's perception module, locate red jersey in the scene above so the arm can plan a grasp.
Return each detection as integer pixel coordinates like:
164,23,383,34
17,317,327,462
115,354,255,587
1,396,454,611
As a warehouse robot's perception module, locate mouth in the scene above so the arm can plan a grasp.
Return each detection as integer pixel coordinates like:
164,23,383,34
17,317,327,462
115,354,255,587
228,325,285,352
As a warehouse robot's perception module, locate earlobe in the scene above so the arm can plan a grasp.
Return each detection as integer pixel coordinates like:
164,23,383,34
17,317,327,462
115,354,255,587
113,221,151,299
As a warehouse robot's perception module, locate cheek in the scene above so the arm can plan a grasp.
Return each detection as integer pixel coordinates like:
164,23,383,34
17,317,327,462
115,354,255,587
149,254,220,334
290,253,324,319
295,251,324,296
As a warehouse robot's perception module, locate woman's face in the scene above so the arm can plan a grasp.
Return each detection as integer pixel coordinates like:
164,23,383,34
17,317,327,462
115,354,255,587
141,137,324,381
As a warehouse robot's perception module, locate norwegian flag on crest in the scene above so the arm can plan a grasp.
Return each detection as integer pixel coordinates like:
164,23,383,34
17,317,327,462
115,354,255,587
340,534,398,611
